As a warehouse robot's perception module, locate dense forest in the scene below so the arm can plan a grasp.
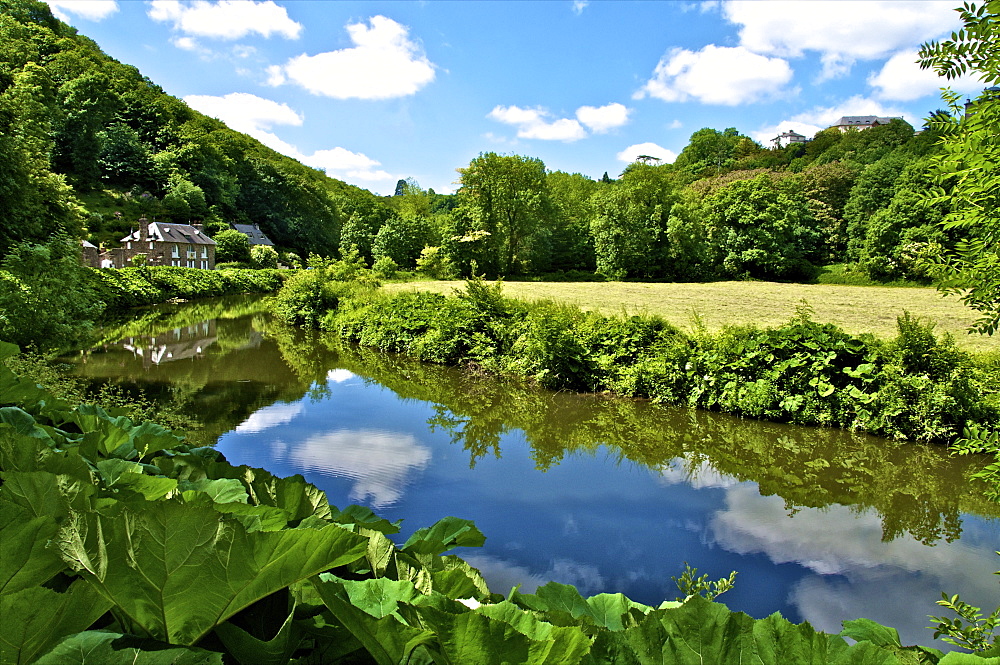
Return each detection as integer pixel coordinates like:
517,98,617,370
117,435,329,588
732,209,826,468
0,0,961,284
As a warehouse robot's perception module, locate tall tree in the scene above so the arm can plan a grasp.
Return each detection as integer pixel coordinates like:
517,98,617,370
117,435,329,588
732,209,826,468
456,152,553,276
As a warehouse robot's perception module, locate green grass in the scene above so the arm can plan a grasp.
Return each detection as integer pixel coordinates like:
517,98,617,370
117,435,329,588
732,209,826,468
383,279,1000,354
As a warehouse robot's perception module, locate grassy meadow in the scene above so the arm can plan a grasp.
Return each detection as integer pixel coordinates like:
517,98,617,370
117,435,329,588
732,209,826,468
383,280,1000,354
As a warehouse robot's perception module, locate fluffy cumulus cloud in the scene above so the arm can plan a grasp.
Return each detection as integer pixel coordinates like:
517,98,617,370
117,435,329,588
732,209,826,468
184,92,302,136
869,49,987,101
576,103,630,133
47,0,118,21
710,484,1000,645
148,0,302,40
723,0,959,79
488,105,587,142
488,102,631,142
272,429,432,508
635,45,794,105
183,93,393,184
276,16,435,100
615,142,677,164
234,402,303,434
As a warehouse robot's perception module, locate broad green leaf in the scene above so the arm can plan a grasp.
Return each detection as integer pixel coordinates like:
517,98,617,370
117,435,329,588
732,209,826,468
212,502,290,532
0,581,112,665
332,504,401,534
401,516,486,555
310,575,435,665
841,618,902,648
215,601,301,665
476,600,593,661
938,653,1000,665
0,341,19,362
334,576,421,619
178,478,248,504
0,501,65,595
34,631,224,665
417,603,590,665
57,497,368,645
585,593,651,631
0,471,95,522
96,459,177,500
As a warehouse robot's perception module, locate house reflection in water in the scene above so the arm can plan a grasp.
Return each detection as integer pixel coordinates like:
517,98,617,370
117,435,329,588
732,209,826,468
120,320,218,369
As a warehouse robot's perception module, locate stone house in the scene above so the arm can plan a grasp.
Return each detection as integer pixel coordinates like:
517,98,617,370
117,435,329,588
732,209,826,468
829,116,904,132
230,222,275,247
101,221,217,269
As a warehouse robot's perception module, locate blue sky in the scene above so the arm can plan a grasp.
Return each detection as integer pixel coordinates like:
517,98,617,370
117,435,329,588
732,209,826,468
49,0,987,195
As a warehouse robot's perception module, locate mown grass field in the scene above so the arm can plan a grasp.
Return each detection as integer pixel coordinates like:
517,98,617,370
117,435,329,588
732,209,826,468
383,279,1000,354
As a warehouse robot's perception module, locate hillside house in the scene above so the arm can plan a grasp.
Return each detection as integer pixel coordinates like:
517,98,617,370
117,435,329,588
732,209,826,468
829,116,903,132
230,222,275,247
101,221,217,269
771,130,808,148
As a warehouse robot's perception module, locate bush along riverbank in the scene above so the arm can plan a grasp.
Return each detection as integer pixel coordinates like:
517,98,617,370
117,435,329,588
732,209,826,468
0,236,288,353
275,273,1000,445
1,340,993,664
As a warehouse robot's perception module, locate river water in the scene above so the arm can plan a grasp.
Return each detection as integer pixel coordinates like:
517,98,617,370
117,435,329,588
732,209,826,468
65,295,1000,648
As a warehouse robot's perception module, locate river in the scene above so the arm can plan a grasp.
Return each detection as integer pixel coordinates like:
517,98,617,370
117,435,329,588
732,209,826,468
64,295,1000,649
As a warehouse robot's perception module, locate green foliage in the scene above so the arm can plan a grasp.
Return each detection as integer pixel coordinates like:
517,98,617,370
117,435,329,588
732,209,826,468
371,255,399,279
929,582,1000,653
672,563,738,602
0,235,105,351
456,152,555,276
87,265,284,311
214,229,252,264
919,1,1000,334
250,244,279,270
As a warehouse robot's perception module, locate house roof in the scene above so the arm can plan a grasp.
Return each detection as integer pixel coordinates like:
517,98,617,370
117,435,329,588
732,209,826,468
81,239,97,249
121,222,217,246
230,223,275,246
832,115,902,127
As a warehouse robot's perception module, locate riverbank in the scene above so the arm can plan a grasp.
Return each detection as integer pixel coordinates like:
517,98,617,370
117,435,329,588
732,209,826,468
272,273,1000,445
383,280,1000,354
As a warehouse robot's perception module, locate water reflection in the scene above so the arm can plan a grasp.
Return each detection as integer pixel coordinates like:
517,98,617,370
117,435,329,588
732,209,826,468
270,429,432,508
63,296,1000,650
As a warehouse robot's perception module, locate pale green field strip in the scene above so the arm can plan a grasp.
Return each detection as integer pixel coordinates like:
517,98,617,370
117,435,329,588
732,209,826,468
383,280,1000,354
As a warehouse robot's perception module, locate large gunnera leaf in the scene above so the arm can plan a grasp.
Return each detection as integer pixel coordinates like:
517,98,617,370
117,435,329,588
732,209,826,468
0,581,112,665
34,631,225,665
57,496,368,645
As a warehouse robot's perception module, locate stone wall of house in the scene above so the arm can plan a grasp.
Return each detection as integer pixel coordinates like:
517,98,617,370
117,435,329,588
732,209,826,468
99,243,215,269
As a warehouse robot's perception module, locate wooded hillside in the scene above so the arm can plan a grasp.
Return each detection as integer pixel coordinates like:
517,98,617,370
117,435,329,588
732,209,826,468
0,0,960,284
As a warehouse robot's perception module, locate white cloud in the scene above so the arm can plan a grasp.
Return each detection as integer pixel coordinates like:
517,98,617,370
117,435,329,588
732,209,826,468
576,103,630,133
265,64,286,86
172,36,199,51
275,429,432,507
635,45,794,105
302,149,394,182
148,0,302,40
788,94,916,129
183,92,302,136
326,369,355,383
723,0,959,80
668,119,683,130
233,402,303,434
616,142,677,164
869,49,987,102
48,0,118,21
279,15,435,100
710,485,1000,647
572,0,588,15
488,105,587,142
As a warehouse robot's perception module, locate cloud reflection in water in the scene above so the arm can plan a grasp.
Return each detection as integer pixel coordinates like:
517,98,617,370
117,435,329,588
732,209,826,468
272,428,432,508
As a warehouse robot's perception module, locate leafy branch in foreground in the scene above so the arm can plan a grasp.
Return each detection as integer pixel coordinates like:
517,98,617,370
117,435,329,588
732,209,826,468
928,556,1000,653
672,562,738,602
